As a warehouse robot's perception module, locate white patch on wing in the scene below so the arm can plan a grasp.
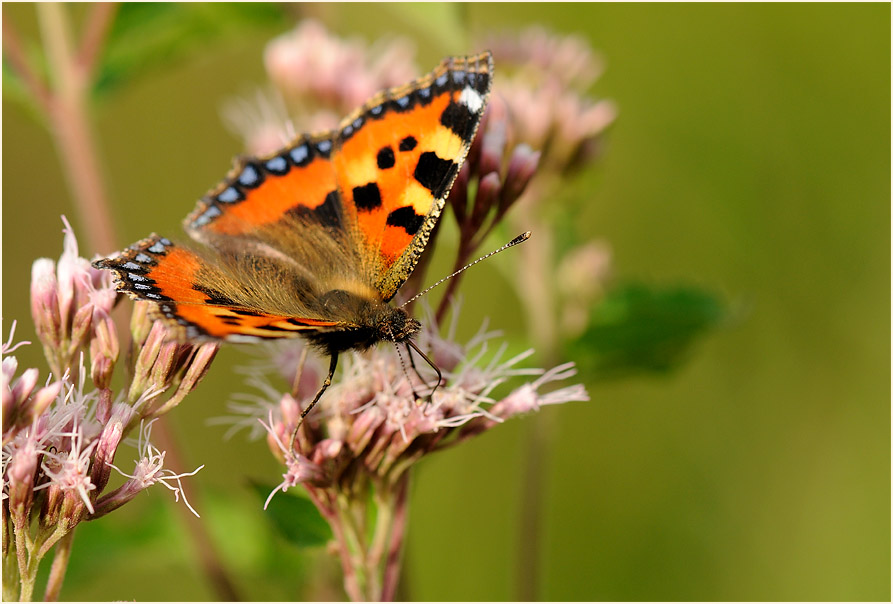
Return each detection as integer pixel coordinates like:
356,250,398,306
458,86,484,113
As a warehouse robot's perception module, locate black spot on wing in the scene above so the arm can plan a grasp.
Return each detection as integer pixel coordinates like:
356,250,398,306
399,136,417,152
386,206,425,236
353,182,383,211
413,152,457,199
193,284,239,306
377,146,395,170
287,190,342,228
440,101,476,142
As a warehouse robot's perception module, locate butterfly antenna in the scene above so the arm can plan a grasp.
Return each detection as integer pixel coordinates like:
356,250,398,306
399,231,531,309
406,339,443,401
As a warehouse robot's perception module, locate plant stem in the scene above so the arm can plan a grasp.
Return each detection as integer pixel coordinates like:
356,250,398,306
77,3,118,81
333,493,367,601
328,508,364,602
434,233,475,325
380,475,410,602
43,530,75,601
1,18,54,115
36,2,119,255
512,205,559,601
14,512,33,601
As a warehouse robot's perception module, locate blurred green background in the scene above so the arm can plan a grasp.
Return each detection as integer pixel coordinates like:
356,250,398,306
2,3,889,601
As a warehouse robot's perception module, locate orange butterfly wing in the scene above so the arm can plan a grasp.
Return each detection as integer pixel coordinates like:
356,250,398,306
94,235,346,341
184,133,341,243
95,52,493,341
183,51,492,300
333,51,492,300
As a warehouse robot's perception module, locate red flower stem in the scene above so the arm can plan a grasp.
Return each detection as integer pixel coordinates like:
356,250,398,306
434,227,476,325
36,3,120,256
76,3,118,81
1,18,53,115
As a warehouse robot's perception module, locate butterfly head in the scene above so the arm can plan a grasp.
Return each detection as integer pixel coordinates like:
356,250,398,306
373,305,420,344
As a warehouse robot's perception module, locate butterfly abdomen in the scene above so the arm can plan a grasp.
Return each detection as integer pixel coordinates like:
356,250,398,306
305,289,420,355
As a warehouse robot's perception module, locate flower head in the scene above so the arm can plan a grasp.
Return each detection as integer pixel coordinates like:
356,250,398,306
98,419,204,518
30,216,116,378
264,19,417,115
229,309,588,499
225,20,418,154
5,220,216,597
481,26,617,176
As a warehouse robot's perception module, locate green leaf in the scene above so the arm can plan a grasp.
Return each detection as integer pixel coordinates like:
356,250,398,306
94,3,287,96
569,282,728,379
249,480,332,548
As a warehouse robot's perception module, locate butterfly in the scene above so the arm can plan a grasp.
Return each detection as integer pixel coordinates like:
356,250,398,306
94,51,494,419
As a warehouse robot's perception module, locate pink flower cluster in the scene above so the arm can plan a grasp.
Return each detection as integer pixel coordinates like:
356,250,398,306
3,219,217,600
224,19,418,155
226,309,588,506
482,26,618,175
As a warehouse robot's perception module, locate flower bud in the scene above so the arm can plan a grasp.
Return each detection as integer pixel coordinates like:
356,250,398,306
29,381,62,425
30,258,61,356
471,172,502,227
10,368,39,408
90,310,119,390
130,301,153,348
128,321,168,403
68,303,95,360
346,404,385,455
6,436,40,521
90,403,135,493
501,144,540,210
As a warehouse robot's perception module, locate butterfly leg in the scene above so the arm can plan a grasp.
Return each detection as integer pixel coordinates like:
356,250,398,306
290,353,339,453
300,353,338,421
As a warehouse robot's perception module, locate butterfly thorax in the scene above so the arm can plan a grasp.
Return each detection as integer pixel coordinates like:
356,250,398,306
304,288,420,355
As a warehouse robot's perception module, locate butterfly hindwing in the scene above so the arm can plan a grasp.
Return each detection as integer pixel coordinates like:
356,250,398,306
94,234,348,341
332,51,493,301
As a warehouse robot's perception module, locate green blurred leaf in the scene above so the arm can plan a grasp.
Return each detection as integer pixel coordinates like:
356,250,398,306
569,282,727,379
249,480,332,548
94,2,287,96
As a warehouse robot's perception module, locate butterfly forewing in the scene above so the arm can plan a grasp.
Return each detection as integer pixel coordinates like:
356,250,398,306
332,51,493,301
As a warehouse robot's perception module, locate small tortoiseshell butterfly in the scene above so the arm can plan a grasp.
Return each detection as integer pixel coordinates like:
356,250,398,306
95,51,494,418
